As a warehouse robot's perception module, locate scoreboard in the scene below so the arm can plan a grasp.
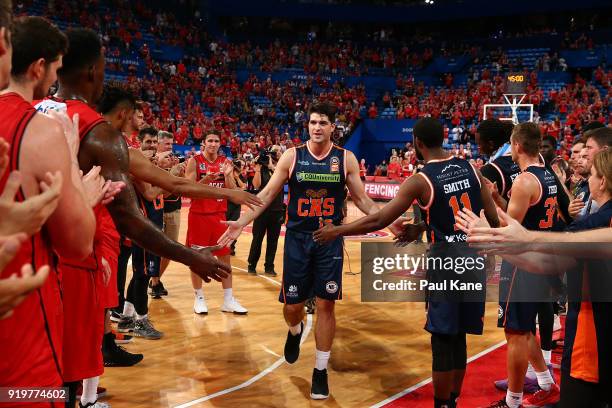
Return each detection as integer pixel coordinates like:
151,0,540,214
505,72,527,94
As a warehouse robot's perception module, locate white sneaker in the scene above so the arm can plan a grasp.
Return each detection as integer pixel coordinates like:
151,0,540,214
194,295,208,314
79,401,110,408
553,314,562,332
221,297,248,315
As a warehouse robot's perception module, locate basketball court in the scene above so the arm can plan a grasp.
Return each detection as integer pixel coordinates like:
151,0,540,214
101,202,507,407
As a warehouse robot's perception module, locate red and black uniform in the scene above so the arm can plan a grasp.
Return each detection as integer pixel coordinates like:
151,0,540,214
0,93,63,407
35,97,118,381
186,153,230,256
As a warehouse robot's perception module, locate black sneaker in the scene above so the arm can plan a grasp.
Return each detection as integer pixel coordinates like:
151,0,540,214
305,297,316,315
117,315,135,333
264,269,277,277
102,333,143,367
247,267,257,275
284,321,303,364
157,281,168,296
310,368,329,400
134,317,163,340
110,310,122,322
149,284,163,299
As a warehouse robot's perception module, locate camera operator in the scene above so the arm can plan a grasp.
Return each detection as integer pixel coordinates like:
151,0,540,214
226,159,247,256
247,145,284,276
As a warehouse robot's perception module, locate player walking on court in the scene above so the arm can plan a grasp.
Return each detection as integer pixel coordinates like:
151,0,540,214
313,118,499,408
218,101,383,399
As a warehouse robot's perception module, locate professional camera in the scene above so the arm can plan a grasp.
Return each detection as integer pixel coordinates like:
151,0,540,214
256,149,270,166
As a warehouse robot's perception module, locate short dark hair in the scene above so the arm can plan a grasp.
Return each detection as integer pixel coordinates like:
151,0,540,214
0,0,11,42
138,127,158,142
11,17,67,77
97,85,136,114
59,28,102,77
308,101,336,123
583,121,605,134
541,134,557,148
158,131,173,140
413,117,443,148
477,119,510,149
584,127,612,149
572,137,584,147
511,122,541,156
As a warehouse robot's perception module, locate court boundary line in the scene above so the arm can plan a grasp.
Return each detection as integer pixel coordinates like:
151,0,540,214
369,340,507,408
173,266,313,408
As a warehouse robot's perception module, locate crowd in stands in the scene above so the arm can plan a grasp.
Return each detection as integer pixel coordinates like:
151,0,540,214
17,0,611,180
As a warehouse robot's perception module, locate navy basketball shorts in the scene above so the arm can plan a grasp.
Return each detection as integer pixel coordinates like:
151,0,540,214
132,245,161,278
498,262,547,332
279,229,343,304
425,301,485,335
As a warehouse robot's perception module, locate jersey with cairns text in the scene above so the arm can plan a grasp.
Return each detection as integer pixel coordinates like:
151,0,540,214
286,143,347,233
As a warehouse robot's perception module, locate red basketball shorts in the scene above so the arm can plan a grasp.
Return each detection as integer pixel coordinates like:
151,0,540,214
186,211,230,257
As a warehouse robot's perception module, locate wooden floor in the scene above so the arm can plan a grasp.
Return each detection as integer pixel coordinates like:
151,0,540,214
102,203,505,408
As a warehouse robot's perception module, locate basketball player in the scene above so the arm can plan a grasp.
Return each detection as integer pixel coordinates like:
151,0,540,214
186,133,247,315
121,128,167,339
313,117,499,408
476,119,520,210
481,123,562,408
96,85,263,342
219,101,395,399
476,119,558,395
34,28,234,407
155,130,181,297
0,12,99,408
460,148,612,407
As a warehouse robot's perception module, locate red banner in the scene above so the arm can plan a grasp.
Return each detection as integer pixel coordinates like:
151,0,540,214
363,182,402,200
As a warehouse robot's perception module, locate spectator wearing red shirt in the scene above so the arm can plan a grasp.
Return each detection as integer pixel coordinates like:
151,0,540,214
368,102,378,119
387,156,402,179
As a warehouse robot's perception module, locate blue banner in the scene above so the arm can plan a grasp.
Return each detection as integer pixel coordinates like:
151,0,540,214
347,119,416,168
560,50,602,68
431,55,471,74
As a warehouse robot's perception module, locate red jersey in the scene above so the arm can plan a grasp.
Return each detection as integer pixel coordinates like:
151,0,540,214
0,93,63,392
189,153,228,214
35,97,120,261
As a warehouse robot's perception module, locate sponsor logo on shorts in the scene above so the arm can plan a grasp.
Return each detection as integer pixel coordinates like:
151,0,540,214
287,285,298,297
325,281,338,294
296,172,340,183
445,233,468,242
498,305,504,320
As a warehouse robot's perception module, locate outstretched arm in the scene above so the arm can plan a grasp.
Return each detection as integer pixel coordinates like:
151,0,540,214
79,123,230,281
129,149,262,209
217,148,293,247
314,173,428,242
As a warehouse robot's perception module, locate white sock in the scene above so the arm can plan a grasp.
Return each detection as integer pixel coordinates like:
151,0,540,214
122,301,135,317
81,376,99,405
223,288,233,302
526,362,536,380
289,322,302,336
535,369,554,391
542,349,552,365
136,313,148,321
506,390,523,408
194,288,204,298
315,349,330,371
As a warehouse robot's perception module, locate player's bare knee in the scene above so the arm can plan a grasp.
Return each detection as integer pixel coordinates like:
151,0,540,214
315,297,335,314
